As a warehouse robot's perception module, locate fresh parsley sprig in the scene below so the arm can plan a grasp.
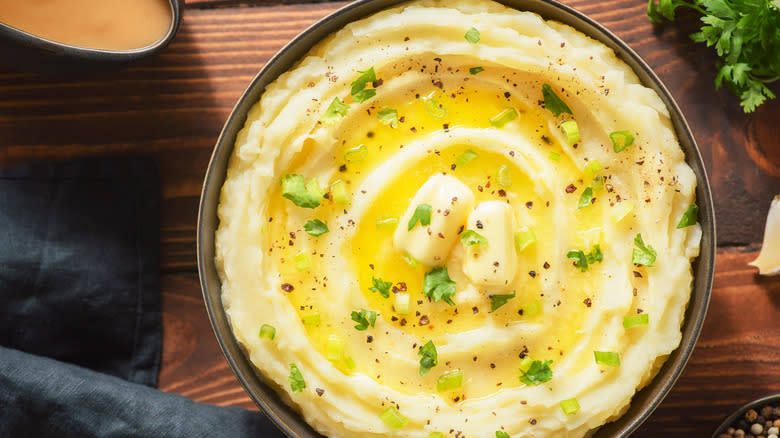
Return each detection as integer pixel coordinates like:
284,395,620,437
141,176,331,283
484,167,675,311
647,0,780,112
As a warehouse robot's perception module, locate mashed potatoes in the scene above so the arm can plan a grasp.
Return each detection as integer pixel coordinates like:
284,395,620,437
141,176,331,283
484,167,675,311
215,0,701,436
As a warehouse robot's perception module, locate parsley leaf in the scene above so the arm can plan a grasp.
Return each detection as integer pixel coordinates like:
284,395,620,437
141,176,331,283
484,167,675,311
351,309,377,331
460,229,488,247
464,27,480,43
578,186,594,209
377,107,399,128
288,363,306,393
648,0,779,112
352,88,376,103
281,174,323,208
676,203,699,228
567,245,603,272
519,359,553,386
632,233,657,267
303,219,328,236
350,67,376,95
418,340,438,376
490,291,516,312
542,83,573,116
320,97,349,124
469,66,485,75
423,266,456,306
369,277,392,298
407,203,433,230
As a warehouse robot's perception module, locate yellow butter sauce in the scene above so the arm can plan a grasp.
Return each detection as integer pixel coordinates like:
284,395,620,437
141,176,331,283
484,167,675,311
0,0,172,50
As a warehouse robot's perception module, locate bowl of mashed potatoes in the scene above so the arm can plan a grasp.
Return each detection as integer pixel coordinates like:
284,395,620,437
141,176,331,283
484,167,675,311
198,0,716,437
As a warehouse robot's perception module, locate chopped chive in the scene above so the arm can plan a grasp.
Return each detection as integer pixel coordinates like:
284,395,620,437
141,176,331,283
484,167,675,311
496,432,510,438
560,397,580,415
560,120,580,145
288,363,305,393
294,252,311,271
331,180,350,204
623,313,649,329
592,174,605,193
548,151,561,161
394,292,410,315
302,313,321,326
497,164,512,188
469,66,484,75
460,229,488,247
379,406,409,429
676,203,699,228
429,432,444,438
489,107,518,128
436,369,463,392
522,299,542,317
304,219,329,236
455,149,479,167
344,144,368,163
594,351,621,367
327,334,344,361
610,130,634,152
464,27,480,43
259,324,276,340
425,97,448,119
583,160,602,180
344,356,356,370
519,356,534,372
377,107,399,128
577,186,593,209
401,253,419,269
375,215,399,229
514,226,537,253
407,203,433,231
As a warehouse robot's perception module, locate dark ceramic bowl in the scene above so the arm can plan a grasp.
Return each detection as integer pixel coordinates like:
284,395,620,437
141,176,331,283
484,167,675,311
198,1,717,437
0,0,184,73
711,394,780,437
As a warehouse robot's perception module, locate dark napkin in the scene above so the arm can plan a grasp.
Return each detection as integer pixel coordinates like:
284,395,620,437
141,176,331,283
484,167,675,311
0,157,283,437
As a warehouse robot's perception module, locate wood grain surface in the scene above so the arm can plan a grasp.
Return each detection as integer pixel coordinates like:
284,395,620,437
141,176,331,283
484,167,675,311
1,0,778,437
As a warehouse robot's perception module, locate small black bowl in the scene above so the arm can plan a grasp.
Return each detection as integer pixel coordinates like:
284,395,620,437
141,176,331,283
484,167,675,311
0,0,184,73
711,394,780,437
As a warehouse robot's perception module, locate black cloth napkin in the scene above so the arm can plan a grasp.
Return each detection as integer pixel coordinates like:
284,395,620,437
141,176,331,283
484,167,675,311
0,158,284,437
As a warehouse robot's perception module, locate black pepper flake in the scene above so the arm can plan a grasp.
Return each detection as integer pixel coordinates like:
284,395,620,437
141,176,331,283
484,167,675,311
530,419,537,425
543,261,550,269
281,283,294,292
472,306,479,314
529,270,536,278
404,36,410,41
316,388,325,396
369,264,375,270
367,335,374,343
476,220,483,229
419,315,430,325
477,185,483,192
373,78,384,88
498,189,506,197
584,297,592,307
633,288,638,296
366,131,374,138
565,184,577,193
490,363,496,369
451,164,457,170
391,316,398,321
504,91,511,98
400,318,407,326
633,270,642,278
443,123,449,131
433,79,443,89
339,164,347,172
525,201,533,209
509,150,515,157
411,127,417,133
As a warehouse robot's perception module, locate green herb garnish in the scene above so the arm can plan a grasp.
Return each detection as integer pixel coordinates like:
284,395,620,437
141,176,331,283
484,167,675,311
610,130,634,152
489,291,516,312
489,107,518,128
496,432,510,438
497,164,512,188
578,186,594,209
281,174,324,208
460,229,488,247
676,203,699,228
594,351,621,367
455,149,479,167
425,97,448,119
436,369,463,392
464,27,480,43
352,89,376,103
379,406,409,429
350,67,376,95
560,397,580,415
259,324,276,340
423,266,457,305
377,107,399,128
351,309,377,331
560,120,580,145
288,363,306,393
519,359,553,386
542,83,572,116
469,66,485,75
303,219,328,236
623,313,650,329
418,340,438,376
632,233,657,267
320,97,349,124
647,0,780,112
369,277,392,298
407,203,433,230
566,244,603,272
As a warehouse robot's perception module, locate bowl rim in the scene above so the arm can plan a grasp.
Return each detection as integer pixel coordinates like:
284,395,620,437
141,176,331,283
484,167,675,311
710,393,780,437
197,1,716,437
0,0,183,62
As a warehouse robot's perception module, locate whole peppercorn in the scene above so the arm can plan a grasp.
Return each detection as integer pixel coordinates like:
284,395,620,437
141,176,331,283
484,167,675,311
746,409,759,422
761,406,774,418
734,429,745,438
751,423,764,435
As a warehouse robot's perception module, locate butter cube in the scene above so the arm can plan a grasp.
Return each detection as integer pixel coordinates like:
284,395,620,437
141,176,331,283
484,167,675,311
463,201,518,288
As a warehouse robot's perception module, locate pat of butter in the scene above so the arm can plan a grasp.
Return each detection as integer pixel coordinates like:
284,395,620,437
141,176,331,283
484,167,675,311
393,174,475,266
463,201,518,288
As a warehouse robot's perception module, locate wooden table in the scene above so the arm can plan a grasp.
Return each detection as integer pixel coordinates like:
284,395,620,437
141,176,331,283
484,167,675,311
1,0,778,436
